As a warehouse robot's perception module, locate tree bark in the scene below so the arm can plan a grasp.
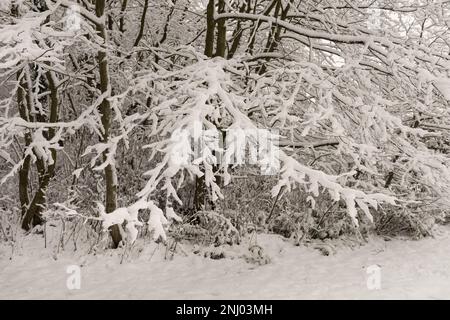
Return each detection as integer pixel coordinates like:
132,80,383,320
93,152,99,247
119,0,129,33
192,0,218,212
204,0,216,57
133,0,149,47
17,75,31,218
95,0,122,248
215,0,226,57
21,72,58,230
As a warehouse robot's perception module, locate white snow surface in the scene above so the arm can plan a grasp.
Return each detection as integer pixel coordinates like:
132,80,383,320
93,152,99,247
1,226,450,300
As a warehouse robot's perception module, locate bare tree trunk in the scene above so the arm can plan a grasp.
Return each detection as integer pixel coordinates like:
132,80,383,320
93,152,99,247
193,0,218,212
133,0,149,47
119,0,129,33
21,72,58,230
204,0,216,57
215,0,226,57
194,173,207,211
193,0,222,212
227,1,250,59
213,0,227,190
17,76,31,218
22,160,49,229
95,0,122,248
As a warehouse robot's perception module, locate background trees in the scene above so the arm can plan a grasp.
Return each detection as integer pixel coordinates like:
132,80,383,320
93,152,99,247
0,0,449,247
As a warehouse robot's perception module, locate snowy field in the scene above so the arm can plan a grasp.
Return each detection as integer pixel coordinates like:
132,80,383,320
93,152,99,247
1,225,450,300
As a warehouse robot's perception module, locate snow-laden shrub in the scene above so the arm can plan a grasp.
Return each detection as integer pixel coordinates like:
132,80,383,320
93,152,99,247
125,57,402,236
96,200,182,244
170,210,240,246
95,53,449,244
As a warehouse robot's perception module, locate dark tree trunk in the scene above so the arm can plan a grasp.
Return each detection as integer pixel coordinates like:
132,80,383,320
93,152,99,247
204,0,216,57
17,76,31,218
119,0,129,33
133,0,149,47
193,0,218,212
96,0,122,248
194,174,207,211
215,0,226,57
21,72,58,231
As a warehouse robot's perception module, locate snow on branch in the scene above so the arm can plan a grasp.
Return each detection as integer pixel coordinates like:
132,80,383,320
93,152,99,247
129,56,404,227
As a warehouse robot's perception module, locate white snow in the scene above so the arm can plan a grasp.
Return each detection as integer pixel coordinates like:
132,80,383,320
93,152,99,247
1,226,450,299
434,78,450,101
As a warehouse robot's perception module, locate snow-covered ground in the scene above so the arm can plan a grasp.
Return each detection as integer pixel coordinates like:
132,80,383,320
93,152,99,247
1,225,450,300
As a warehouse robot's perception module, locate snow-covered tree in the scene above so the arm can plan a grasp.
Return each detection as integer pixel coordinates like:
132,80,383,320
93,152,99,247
1,0,449,246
